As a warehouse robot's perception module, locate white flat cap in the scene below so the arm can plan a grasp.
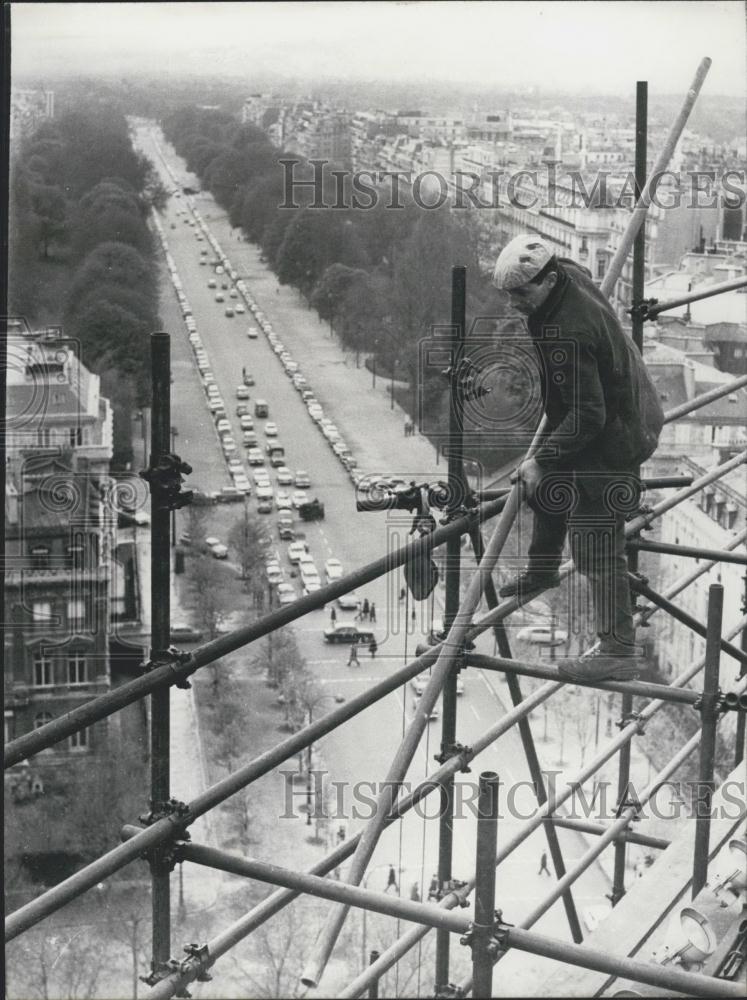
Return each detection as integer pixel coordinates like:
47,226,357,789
492,235,554,290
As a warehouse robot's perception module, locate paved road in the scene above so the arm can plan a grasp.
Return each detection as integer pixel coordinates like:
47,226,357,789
134,124,622,992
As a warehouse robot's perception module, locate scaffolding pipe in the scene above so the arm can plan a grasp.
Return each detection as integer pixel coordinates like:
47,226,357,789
464,653,701,704
299,484,523,989
548,817,670,851
175,841,742,1000
662,371,747,423
692,584,723,896
435,264,468,989
471,772,500,999
645,275,747,318
469,525,584,944
599,57,711,300
628,539,747,566
736,573,747,769
148,330,173,974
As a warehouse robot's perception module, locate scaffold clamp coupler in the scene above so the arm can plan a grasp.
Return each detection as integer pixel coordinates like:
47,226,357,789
139,959,183,989
492,909,514,948
433,741,473,773
628,297,658,323
182,942,212,982
141,646,194,689
433,984,466,998
615,710,646,735
140,452,194,511
615,789,643,821
138,800,191,872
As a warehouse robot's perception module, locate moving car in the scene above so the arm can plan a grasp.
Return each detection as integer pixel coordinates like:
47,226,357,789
243,372,255,387
247,448,265,466
264,422,278,437
257,498,273,514
215,293,225,302
210,542,228,560
240,415,254,430
324,558,343,583
294,470,311,489
276,466,293,486
323,623,375,644
236,386,250,400
287,540,309,564
215,486,243,503
242,432,258,448
225,308,235,318
236,404,249,417
292,490,310,509
235,303,246,314
247,327,259,339
255,399,269,418
276,491,292,510
410,672,463,696
336,591,360,611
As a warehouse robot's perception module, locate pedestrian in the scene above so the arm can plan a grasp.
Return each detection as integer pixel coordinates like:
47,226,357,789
361,598,370,621
492,235,664,683
411,607,416,623
538,851,551,876
337,823,346,844
384,865,399,894
369,602,376,623
428,874,439,901
399,587,406,602
410,882,421,902
242,365,246,379
368,638,378,658
330,606,337,624
404,421,409,437
347,641,359,667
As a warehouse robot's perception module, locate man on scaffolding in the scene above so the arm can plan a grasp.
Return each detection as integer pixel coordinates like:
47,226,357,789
492,235,664,683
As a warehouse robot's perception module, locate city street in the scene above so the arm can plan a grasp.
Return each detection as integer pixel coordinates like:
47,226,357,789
134,123,622,993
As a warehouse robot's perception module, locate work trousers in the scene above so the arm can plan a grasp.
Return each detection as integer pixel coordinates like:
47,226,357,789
526,472,639,651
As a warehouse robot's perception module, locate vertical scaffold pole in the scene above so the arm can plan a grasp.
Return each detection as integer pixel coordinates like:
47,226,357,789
435,265,468,992
471,772,500,999
469,527,584,942
367,950,380,999
692,583,723,896
611,79,647,909
735,572,747,769
149,332,173,971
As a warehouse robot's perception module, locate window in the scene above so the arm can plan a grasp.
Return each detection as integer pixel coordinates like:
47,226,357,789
33,651,53,687
69,728,89,751
36,428,51,447
32,601,52,621
596,256,606,279
30,545,50,569
67,599,85,630
34,712,53,730
67,544,85,570
67,653,88,685
69,427,83,447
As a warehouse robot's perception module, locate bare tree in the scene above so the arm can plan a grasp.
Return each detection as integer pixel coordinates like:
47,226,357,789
229,508,269,589
6,926,112,1000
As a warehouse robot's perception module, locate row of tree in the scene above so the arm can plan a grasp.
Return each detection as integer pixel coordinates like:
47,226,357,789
10,102,169,466
162,107,530,471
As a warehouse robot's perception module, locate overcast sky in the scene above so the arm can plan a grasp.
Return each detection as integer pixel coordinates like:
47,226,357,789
11,1,747,96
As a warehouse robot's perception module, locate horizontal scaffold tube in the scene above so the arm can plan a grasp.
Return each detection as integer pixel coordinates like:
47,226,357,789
646,274,747,318
4,496,506,768
172,841,741,1000
628,539,747,566
549,816,670,850
463,653,702,704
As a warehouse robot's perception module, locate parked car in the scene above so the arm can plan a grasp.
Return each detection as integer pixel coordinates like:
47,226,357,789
242,432,258,448
236,386,250,400
287,540,309,564
210,542,228,559
276,491,292,510
170,623,204,643
276,466,293,486
255,399,269,418
236,404,250,417
515,625,568,646
266,562,284,585
247,448,265,466
256,484,274,500
292,490,310,509
215,486,244,503
234,475,252,494
294,470,311,489
257,498,273,514
276,582,296,606
323,623,375,644
216,418,231,434
324,558,343,583
264,422,278,437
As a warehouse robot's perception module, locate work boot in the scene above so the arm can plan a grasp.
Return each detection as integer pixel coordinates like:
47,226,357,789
499,569,561,601
557,647,643,683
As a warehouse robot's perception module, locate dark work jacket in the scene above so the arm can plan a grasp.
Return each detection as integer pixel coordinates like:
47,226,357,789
527,260,664,491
